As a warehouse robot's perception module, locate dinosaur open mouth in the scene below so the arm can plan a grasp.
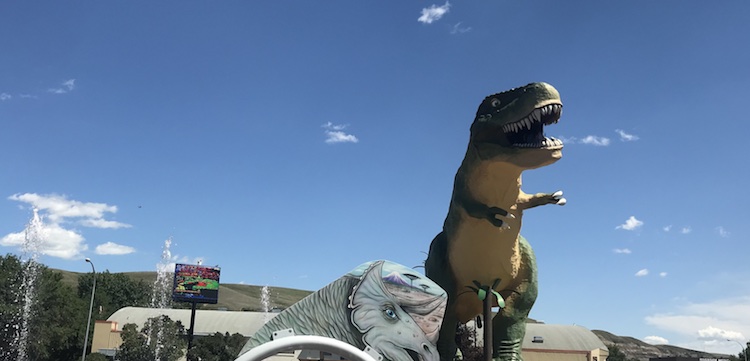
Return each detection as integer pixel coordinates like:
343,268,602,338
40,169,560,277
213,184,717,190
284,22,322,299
502,103,563,149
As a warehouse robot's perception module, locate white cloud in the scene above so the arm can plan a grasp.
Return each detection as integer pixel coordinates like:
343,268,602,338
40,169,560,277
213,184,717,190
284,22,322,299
716,226,730,238
681,226,692,234
635,268,649,277
450,22,471,34
645,296,750,353
663,225,672,232
80,218,132,229
8,193,126,225
1,93,11,101
697,326,745,341
659,272,668,277
95,242,136,255
3,193,130,260
616,129,639,141
580,135,611,146
0,222,87,259
322,122,359,144
613,248,632,254
616,216,644,231
48,79,76,94
643,335,669,345
418,2,450,24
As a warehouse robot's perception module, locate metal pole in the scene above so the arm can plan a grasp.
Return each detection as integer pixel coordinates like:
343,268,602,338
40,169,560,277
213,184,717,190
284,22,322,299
187,301,197,351
82,258,96,361
728,339,747,361
482,286,492,361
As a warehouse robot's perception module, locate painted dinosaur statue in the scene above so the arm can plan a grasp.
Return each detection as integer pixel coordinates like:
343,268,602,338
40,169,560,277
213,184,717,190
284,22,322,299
425,82,566,361
238,260,448,361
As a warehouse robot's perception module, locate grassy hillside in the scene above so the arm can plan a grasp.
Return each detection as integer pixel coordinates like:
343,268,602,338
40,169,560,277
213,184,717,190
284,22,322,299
54,269,312,312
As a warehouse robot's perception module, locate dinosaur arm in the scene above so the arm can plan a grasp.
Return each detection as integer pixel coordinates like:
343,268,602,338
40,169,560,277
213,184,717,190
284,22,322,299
516,190,566,211
454,176,514,228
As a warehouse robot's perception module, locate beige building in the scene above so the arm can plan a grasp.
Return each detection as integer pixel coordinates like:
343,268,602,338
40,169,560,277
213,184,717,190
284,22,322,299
92,307,607,361
521,323,609,361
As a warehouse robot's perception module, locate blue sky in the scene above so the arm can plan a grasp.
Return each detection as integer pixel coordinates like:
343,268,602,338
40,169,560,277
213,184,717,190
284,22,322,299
1,0,749,355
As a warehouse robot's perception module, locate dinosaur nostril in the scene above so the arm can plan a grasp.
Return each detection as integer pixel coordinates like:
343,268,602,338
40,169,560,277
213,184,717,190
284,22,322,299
423,344,430,352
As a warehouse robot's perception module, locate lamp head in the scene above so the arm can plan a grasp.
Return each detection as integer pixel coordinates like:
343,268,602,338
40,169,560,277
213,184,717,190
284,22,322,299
85,258,91,263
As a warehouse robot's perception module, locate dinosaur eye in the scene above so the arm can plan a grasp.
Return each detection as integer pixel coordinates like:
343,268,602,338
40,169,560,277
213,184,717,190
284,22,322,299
382,305,398,320
491,98,501,107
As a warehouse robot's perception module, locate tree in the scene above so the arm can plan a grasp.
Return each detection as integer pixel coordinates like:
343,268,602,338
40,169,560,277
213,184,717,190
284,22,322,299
0,254,86,361
78,271,152,320
187,332,248,361
116,315,187,361
455,324,483,361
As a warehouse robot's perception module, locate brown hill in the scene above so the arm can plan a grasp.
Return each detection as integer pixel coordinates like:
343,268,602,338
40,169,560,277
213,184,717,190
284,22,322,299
592,329,731,361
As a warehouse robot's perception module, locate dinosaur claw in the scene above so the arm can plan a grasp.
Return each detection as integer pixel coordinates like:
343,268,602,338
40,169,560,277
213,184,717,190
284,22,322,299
556,198,567,206
501,223,511,231
552,190,563,199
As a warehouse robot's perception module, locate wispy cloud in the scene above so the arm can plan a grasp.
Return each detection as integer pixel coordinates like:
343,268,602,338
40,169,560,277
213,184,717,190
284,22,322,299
1,193,131,259
580,135,611,146
322,122,359,144
660,272,668,278
635,268,649,277
48,79,76,94
418,2,450,24
616,129,639,141
450,22,471,34
95,242,136,255
681,226,692,234
561,135,611,146
613,248,632,254
663,225,672,232
644,335,669,345
0,92,11,101
616,216,644,231
716,226,730,238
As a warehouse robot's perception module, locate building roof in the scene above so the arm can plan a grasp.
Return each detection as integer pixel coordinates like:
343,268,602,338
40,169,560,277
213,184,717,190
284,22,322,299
107,306,277,337
522,324,608,352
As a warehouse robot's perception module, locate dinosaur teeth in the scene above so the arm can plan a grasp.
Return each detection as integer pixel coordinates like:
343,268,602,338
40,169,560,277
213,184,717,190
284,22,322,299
532,109,542,122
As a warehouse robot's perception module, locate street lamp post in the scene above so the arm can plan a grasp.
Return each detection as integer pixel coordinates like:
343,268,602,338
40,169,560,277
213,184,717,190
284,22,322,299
728,339,747,361
82,258,96,361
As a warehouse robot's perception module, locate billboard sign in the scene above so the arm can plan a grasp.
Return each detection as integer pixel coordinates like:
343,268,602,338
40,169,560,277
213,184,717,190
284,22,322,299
172,263,221,304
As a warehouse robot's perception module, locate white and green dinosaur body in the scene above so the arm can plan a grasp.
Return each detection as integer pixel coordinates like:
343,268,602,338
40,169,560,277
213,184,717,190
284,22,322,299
238,260,448,361
425,82,566,361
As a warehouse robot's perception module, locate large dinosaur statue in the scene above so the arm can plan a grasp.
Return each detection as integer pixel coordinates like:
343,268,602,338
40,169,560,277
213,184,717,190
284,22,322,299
238,260,448,361
425,82,566,361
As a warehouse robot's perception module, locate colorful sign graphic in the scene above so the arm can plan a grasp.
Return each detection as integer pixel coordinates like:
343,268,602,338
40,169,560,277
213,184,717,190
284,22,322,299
172,263,221,304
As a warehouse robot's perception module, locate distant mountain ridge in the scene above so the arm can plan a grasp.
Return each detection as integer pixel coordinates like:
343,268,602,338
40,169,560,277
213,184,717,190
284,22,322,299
592,329,731,361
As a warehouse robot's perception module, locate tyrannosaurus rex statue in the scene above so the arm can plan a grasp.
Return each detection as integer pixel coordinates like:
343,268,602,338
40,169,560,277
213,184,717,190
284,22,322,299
425,82,566,361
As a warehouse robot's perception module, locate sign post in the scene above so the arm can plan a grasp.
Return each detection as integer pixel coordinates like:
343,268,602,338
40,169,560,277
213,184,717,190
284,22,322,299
172,263,221,354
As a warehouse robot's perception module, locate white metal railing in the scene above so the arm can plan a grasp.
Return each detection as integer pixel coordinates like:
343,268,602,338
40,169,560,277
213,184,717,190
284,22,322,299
234,335,380,361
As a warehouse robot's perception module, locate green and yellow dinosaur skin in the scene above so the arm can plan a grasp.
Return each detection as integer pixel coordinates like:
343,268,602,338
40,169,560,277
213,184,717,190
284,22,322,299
425,82,566,361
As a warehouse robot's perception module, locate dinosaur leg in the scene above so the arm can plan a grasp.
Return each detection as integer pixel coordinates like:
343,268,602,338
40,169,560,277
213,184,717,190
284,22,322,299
425,231,459,361
492,237,538,361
